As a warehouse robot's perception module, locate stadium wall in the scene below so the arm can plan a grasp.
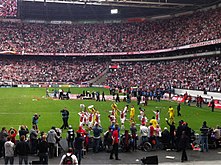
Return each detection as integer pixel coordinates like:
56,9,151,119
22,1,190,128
174,88,221,101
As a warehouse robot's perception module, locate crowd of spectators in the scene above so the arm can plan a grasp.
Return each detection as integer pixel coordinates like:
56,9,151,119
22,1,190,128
0,7,221,53
106,56,221,92
0,56,108,83
0,0,17,17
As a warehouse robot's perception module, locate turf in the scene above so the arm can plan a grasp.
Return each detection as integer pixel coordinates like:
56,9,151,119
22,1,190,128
0,87,220,137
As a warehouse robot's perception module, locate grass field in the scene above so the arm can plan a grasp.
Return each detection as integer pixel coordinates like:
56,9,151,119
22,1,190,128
0,87,220,137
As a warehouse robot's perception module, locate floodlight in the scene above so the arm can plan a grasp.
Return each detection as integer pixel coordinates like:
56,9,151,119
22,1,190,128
111,9,118,14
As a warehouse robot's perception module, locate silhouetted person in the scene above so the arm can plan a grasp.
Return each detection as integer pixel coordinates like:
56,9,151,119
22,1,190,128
15,135,30,165
60,107,69,129
179,131,189,162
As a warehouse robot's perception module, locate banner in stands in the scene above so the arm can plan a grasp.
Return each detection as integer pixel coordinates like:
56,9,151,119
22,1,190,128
30,84,39,88
40,84,49,88
172,96,185,102
20,38,221,56
51,84,59,88
208,100,221,109
18,84,31,88
109,65,120,69
59,85,71,88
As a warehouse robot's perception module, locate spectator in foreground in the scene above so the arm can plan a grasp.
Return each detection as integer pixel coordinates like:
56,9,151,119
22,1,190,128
30,125,38,154
110,124,121,160
92,123,103,153
166,119,176,149
38,134,49,164
15,135,30,165
47,126,59,159
59,148,78,165
0,127,8,158
214,125,221,147
4,136,15,165
161,127,170,149
66,125,75,149
179,131,189,162
74,133,84,165
18,125,29,140
200,121,209,152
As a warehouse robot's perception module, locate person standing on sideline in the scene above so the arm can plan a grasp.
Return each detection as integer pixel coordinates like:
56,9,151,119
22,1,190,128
92,123,103,153
59,88,63,100
47,126,59,159
38,134,49,164
4,136,15,165
32,113,40,130
15,135,30,165
177,103,181,116
30,125,38,154
59,148,78,165
115,93,120,102
187,95,192,106
96,92,100,101
179,131,189,162
166,119,176,149
66,125,75,149
137,95,141,105
199,96,203,108
60,107,69,129
200,121,209,152
130,122,137,151
102,91,106,101
210,97,215,112
110,124,120,160
46,88,49,97
74,133,84,164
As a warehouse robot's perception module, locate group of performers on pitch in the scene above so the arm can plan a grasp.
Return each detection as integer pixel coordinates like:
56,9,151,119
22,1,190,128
78,104,101,128
77,102,175,131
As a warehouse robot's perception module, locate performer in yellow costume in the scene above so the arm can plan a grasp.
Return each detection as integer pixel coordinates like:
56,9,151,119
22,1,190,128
130,105,135,122
111,102,120,118
168,106,175,123
149,116,158,128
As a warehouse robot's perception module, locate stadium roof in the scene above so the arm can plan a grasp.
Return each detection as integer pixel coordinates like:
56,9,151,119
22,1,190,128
19,0,221,21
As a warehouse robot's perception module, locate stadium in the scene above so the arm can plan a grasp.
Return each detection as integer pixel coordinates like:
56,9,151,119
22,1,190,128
0,0,221,164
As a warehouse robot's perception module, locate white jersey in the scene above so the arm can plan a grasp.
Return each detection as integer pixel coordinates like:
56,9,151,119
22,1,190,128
140,125,148,137
120,110,126,124
153,111,160,123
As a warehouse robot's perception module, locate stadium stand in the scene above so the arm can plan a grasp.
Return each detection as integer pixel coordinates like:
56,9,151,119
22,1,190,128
106,56,221,92
0,56,108,83
0,7,221,54
0,5,221,92
0,54,221,92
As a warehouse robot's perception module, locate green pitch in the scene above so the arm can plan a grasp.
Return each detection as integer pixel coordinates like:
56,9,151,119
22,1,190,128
0,87,220,137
